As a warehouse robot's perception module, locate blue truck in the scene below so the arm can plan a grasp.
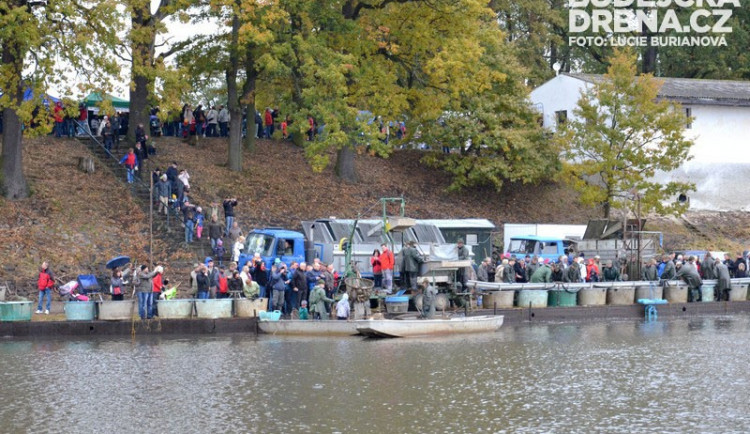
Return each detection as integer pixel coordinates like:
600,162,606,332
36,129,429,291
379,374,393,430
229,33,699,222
506,235,575,262
237,228,306,272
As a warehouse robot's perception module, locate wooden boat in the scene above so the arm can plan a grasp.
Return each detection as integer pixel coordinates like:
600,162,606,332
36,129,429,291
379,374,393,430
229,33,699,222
257,320,360,337
355,315,504,338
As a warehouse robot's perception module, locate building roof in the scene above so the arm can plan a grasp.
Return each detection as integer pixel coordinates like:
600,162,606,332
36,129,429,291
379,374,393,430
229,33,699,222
565,73,750,107
419,219,496,230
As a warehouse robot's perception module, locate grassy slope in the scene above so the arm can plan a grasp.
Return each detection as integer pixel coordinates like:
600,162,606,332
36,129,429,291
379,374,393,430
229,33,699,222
5,135,747,289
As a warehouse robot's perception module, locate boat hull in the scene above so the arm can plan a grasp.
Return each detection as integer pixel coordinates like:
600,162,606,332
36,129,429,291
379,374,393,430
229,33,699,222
258,320,360,336
356,315,504,338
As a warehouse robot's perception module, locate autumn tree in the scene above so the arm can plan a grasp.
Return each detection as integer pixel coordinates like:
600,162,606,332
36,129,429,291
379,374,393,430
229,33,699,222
555,50,695,218
0,0,120,199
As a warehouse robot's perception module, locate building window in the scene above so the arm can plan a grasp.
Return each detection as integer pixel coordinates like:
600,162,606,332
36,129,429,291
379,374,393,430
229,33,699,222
685,107,692,129
555,110,567,125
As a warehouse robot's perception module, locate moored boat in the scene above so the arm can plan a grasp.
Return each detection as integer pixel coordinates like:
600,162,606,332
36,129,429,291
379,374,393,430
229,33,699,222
356,315,504,338
258,320,360,336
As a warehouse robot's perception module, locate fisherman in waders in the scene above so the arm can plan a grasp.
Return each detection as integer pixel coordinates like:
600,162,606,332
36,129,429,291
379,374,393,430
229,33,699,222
420,279,437,319
309,279,333,320
674,256,702,302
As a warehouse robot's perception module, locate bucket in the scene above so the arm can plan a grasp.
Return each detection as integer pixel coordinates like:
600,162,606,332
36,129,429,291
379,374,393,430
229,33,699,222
64,301,96,321
548,290,577,307
385,296,409,314
729,282,748,301
98,300,137,320
517,289,548,308
635,284,663,300
157,299,194,319
235,298,268,318
195,299,232,319
663,282,688,303
483,291,515,308
579,286,607,306
0,301,33,322
606,285,636,305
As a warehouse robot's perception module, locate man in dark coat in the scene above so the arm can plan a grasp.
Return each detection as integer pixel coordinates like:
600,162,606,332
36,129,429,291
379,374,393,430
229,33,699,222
714,258,731,301
674,257,702,302
402,241,424,291
292,262,309,309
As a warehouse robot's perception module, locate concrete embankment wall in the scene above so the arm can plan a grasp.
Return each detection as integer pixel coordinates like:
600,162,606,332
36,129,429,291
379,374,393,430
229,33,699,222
2,302,750,338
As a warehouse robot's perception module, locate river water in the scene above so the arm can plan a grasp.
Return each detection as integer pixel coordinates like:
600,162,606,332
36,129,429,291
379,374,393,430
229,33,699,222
2,316,750,433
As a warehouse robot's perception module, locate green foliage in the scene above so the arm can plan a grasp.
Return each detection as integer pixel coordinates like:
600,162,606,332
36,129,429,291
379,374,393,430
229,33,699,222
555,50,695,218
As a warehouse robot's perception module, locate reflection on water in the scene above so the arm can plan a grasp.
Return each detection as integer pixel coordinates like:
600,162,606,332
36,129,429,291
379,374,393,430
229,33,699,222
2,316,750,432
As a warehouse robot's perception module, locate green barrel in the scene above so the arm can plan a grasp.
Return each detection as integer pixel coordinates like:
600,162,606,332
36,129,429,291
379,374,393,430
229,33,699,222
700,282,716,302
548,290,577,307
64,301,96,321
517,289,548,308
0,301,33,321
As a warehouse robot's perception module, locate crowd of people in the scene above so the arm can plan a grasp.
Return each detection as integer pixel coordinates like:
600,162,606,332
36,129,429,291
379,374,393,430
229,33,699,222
473,250,750,303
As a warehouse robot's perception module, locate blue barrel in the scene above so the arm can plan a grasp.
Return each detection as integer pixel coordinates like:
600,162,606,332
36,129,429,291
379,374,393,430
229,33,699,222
385,296,409,313
0,301,33,321
64,301,96,321
517,289,548,308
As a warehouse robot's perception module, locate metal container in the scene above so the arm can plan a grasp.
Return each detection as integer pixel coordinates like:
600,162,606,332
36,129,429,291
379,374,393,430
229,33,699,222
547,290,577,307
663,282,688,303
605,283,636,305
730,282,749,301
579,286,607,306
517,289,548,308
482,291,515,309
0,301,33,322
635,283,663,301
64,301,96,321
700,280,716,302
195,299,233,319
157,299,194,319
98,300,136,320
235,297,268,318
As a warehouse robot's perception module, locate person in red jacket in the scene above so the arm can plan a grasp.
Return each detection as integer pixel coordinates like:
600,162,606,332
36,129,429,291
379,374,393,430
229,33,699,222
53,102,64,137
380,243,395,293
217,267,229,299
36,262,55,314
264,108,273,138
151,265,164,317
370,249,383,289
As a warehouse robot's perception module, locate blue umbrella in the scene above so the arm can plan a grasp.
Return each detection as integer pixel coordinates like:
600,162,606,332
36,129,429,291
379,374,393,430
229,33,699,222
106,256,131,269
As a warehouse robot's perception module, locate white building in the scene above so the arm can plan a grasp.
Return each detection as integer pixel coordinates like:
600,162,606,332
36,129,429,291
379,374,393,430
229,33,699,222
530,73,750,211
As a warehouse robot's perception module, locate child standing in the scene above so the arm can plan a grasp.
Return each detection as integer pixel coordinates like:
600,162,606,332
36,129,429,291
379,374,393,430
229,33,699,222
213,239,226,266
195,206,204,239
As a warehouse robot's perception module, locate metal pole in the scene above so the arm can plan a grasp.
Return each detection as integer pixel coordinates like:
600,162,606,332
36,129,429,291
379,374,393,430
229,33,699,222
149,171,153,268
637,194,642,280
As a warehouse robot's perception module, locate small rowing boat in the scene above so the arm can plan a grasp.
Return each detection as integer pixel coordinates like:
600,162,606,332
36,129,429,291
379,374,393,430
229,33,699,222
355,315,504,338
258,320,360,337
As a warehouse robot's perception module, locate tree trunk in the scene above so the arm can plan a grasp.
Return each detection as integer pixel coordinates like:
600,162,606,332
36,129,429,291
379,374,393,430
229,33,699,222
242,47,256,152
335,145,358,183
1,107,28,199
128,4,156,143
227,5,242,171
1,36,29,200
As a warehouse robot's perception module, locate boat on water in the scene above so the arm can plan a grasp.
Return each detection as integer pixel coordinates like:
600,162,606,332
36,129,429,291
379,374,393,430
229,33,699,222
257,320,360,337
355,315,505,338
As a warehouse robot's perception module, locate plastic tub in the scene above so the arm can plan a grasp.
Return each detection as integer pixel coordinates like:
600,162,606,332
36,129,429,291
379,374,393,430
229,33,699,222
385,296,409,314
259,310,281,321
157,299,194,319
64,301,96,321
0,301,33,322
635,284,663,300
98,300,137,320
517,289,548,308
579,287,607,306
548,290,577,307
235,298,268,318
195,299,232,319
663,282,688,303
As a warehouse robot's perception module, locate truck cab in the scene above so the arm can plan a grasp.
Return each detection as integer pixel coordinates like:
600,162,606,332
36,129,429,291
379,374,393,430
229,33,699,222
237,229,306,271
506,236,573,262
